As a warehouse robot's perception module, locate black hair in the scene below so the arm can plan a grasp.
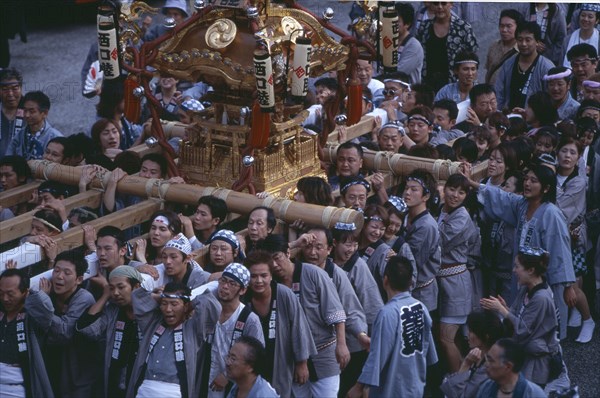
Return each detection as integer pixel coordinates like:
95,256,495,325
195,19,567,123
410,84,435,109
244,250,274,271
527,164,557,203
499,8,523,25
490,142,518,173
256,234,289,254
197,196,228,226
534,126,559,149
444,173,471,193
296,177,333,206
505,116,527,139
0,67,23,84
114,151,141,175
453,51,480,70
96,76,125,119
55,250,88,277
508,136,534,168
141,153,168,178
0,156,31,182
23,91,51,113
384,256,413,292
516,248,550,276
567,43,598,61
148,210,182,235
47,137,73,160
67,133,95,161
235,335,266,375
314,77,339,92
467,310,514,350
97,226,126,248
249,206,276,231
68,206,99,225
38,180,68,199
452,137,478,163
394,2,415,27
405,169,437,209
527,92,558,127
516,21,542,42
307,226,334,247
504,170,524,193
337,141,364,158
331,227,358,244
469,84,496,105
163,281,191,298
495,338,526,372
379,70,411,85
546,66,572,83
433,99,459,121
576,117,599,141
576,99,600,120
33,209,63,233
0,268,30,292
435,144,455,161
406,144,440,160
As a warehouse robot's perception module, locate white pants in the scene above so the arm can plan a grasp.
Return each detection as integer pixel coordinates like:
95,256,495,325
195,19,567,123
0,363,25,398
292,375,340,398
136,380,181,398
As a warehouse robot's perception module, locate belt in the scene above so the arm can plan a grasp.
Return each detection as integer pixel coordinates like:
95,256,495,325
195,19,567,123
414,278,435,289
437,264,467,277
316,338,337,352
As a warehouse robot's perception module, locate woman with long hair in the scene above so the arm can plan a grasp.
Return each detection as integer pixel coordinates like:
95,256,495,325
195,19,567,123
461,163,576,341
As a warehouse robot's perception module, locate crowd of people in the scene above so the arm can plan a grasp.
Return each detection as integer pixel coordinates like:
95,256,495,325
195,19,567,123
1,1,600,397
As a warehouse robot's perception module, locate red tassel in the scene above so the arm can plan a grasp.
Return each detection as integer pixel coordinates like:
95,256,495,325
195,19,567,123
249,100,271,149
123,76,141,123
346,82,362,126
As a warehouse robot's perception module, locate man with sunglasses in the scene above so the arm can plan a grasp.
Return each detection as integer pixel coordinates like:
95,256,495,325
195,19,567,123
205,263,264,398
378,71,412,123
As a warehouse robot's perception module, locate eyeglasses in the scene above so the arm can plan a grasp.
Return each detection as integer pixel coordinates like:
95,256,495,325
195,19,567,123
382,89,398,96
218,277,241,288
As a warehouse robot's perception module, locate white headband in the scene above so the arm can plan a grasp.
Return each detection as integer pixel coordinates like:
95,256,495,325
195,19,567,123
153,215,170,226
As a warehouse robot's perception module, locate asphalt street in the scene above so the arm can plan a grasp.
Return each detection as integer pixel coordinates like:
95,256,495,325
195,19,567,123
5,1,600,396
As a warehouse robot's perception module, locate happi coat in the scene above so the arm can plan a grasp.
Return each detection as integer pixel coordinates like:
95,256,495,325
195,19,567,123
246,282,316,398
127,289,221,398
358,291,438,397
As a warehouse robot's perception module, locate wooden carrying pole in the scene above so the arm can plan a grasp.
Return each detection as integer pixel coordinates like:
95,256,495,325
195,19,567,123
323,145,489,182
28,161,364,231
0,191,103,244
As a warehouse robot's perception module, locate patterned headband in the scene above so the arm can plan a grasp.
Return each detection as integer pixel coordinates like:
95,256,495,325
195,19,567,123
365,215,384,223
407,115,432,126
341,179,371,195
379,123,405,134
164,233,192,255
161,292,191,302
455,59,479,65
538,153,557,167
334,222,357,231
387,195,408,213
518,246,548,257
406,176,430,195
